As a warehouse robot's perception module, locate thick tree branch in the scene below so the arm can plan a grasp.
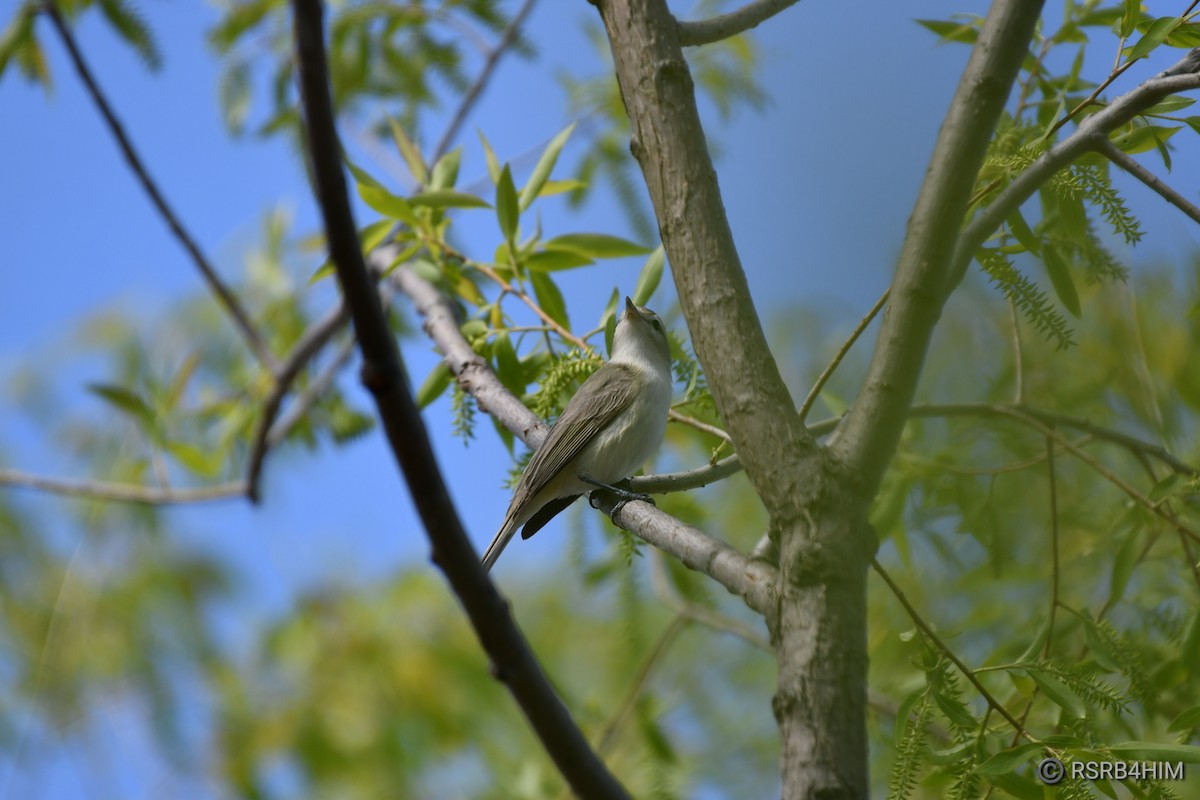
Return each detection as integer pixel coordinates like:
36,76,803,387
392,265,777,611
289,3,630,796
0,470,246,504
1096,135,1200,226
676,0,802,46
44,3,280,375
597,0,816,523
831,0,1045,495
947,48,1200,291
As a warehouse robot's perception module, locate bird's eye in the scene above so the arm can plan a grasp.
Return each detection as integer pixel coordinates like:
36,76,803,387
651,319,663,332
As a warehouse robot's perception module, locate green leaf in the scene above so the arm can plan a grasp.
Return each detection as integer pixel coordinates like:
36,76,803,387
1168,704,1200,733
429,147,461,190
1042,246,1081,318
98,0,161,70
388,116,427,185
1119,0,1140,38
1006,209,1040,256
1110,124,1183,156
1107,741,1200,762
933,690,976,730
1125,17,1180,62
88,383,154,424
415,362,453,409
525,250,595,272
544,233,651,259
0,5,36,80
409,189,490,209
633,247,665,305
1028,670,1087,718
1144,96,1196,116
519,123,576,211
166,441,223,479
1109,531,1138,607
477,129,501,184
492,332,524,397
496,165,518,244
537,178,588,198
925,740,974,766
915,18,979,45
983,773,1043,800
975,743,1044,776
530,272,570,330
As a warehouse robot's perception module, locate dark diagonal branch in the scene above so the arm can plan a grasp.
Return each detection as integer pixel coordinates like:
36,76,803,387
44,3,280,375
832,0,1045,496
676,0,802,46
245,299,349,501
947,48,1200,291
431,0,539,162
1096,135,1200,226
289,2,629,796
0,470,246,504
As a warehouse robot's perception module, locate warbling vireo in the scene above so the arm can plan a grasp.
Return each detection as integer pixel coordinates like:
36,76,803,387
482,297,673,571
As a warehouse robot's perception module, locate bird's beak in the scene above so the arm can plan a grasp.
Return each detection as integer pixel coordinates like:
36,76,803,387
624,296,638,319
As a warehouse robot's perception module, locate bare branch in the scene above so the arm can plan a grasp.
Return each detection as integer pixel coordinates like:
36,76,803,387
1096,135,1200,226
798,287,889,422
267,335,358,447
289,3,629,796
676,0,802,47
431,0,539,162
947,48,1200,291
871,557,1036,743
246,299,350,501
44,4,280,375
832,0,1045,494
0,470,246,504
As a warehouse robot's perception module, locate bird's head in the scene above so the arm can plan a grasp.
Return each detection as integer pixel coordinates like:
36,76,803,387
613,296,672,370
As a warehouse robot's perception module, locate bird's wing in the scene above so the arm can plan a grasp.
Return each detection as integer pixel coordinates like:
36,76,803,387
515,362,640,504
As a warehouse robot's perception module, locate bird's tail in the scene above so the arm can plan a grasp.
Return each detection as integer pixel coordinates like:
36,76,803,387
481,512,520,572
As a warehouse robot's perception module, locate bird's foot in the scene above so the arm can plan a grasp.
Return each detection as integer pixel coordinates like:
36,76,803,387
581,476,655,523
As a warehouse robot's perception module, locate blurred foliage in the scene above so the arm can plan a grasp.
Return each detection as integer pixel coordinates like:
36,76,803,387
4,0,1200,798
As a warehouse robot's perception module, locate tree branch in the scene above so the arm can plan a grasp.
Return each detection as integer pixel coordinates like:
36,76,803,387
44,3,280,375
798,287,889,422
246,299,350,501
598,0,816,523
947,48,1200,291
1096,135,1200,226
676,0,802,47
831,0,1045,495
392,265,777,612
431,0,539,162
289,3,630,796
0,470,246,504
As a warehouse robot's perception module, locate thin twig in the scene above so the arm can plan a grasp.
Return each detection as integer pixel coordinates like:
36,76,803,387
798,287,889,422
431,0,539,161
871,557,1035,742
948,48,1200,292
44,4,280,375
289,2,630,794
0,470,246,504
1096,135,1200,226
676,0,802,46
1007,297,1024,404
245,299,350,501
466,257,591,350
267,335,358,447
993,407,1200,546
667,410,732,443
595,612,690,754
1043,435,1059,660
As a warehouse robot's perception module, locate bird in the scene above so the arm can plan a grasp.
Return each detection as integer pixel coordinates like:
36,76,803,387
482,297,673,571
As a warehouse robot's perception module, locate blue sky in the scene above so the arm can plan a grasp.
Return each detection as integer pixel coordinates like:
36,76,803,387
3,1,1200,796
